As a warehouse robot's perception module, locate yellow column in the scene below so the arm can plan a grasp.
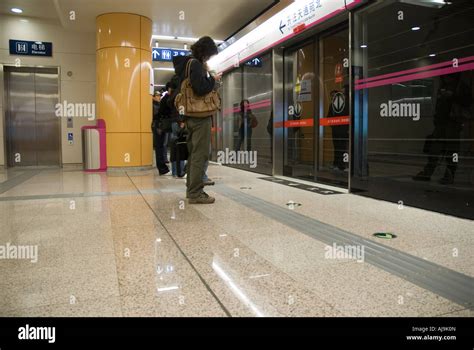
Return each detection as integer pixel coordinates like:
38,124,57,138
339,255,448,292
96,13,153,167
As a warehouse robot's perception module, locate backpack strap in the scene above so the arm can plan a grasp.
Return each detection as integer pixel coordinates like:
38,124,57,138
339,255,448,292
185,59,194,79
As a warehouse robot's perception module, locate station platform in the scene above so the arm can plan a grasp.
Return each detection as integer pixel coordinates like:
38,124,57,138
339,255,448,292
0,165,472,317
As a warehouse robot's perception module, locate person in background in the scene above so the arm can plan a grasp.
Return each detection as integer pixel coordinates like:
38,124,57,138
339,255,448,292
152,92,169,174
236,99,256,151
155,86,173,175
167,76,187,178
413,73,472,184
172,36,221,204
170,118,187,178
267,111,273,163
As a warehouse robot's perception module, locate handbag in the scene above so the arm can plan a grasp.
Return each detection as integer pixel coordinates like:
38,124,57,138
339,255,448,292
174,59,221,117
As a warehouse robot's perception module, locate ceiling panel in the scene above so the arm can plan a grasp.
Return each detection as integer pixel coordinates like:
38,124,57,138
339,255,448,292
1,0,277,41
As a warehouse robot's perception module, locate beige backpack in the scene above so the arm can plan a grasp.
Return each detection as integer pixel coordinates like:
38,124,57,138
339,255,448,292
174,59,221,117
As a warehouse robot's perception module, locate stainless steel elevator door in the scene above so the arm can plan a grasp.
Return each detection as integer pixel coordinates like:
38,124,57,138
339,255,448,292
5,67,60,167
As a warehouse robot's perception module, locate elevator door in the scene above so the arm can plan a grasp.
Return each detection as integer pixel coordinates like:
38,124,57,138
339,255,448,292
5,67,60,167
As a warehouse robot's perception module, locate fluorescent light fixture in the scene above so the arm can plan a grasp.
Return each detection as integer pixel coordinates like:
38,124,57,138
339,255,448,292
11,8,23,13
429,53,436,57
152,35,223,44
360,44,368,48
154,67,175,71
249,273,270,279
411,26,421,31
157,286,179,292
400,0,451,8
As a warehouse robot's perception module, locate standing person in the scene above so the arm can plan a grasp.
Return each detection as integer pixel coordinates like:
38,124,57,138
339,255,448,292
235,100,257,151
172,36,221,204
170,119,187,178
166,76,187,178
267,111,273,163
152,92,170,175
413,73,471,184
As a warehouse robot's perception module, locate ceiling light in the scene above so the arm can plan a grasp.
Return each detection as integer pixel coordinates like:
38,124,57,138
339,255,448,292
360,44,368,48
411,26,421,31
429,53,436,57
152,35,223,44
400,0,451,8
11,8,23,13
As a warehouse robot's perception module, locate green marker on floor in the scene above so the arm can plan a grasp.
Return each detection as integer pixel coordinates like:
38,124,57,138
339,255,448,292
373,232,397,239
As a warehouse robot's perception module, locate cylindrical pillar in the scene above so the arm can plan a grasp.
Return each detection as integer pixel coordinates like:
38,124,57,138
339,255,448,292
96,13,153,167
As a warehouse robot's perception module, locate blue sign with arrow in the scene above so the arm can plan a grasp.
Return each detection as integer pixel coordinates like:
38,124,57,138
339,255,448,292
244,57,262,67
152,48,190,62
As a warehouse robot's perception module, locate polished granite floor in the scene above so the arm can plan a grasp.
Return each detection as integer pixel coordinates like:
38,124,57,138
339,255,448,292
0,165,472,317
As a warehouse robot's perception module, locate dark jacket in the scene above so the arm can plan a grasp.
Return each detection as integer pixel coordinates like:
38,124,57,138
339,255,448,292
172,56,215,96
158,94,173,121
152,100,160,121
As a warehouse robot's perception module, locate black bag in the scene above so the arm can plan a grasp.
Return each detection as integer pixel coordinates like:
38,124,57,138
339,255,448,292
176,140,188,160
159,117,173,133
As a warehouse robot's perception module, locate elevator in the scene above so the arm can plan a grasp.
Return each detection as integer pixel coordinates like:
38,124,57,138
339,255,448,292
4,66,60,167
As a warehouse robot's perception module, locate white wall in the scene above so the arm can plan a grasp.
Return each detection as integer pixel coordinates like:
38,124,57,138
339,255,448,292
0,14,96,166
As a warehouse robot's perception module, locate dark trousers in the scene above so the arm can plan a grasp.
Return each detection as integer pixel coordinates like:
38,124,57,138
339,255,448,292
155,130,169,174
185,117,211,198
423,123,461,178
170,141,186,177
236,125,253,151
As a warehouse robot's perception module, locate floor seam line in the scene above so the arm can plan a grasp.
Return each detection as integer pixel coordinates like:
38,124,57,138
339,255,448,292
125,172,232,317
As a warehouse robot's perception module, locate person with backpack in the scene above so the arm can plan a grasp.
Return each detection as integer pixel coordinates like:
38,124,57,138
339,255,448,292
172,36,221,204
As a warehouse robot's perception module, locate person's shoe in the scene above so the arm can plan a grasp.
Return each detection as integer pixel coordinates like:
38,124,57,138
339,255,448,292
439,176,454,185
412,171,431,182
188,192,215,204
203,179,215,186
439,170,454,185
159,170,170,176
